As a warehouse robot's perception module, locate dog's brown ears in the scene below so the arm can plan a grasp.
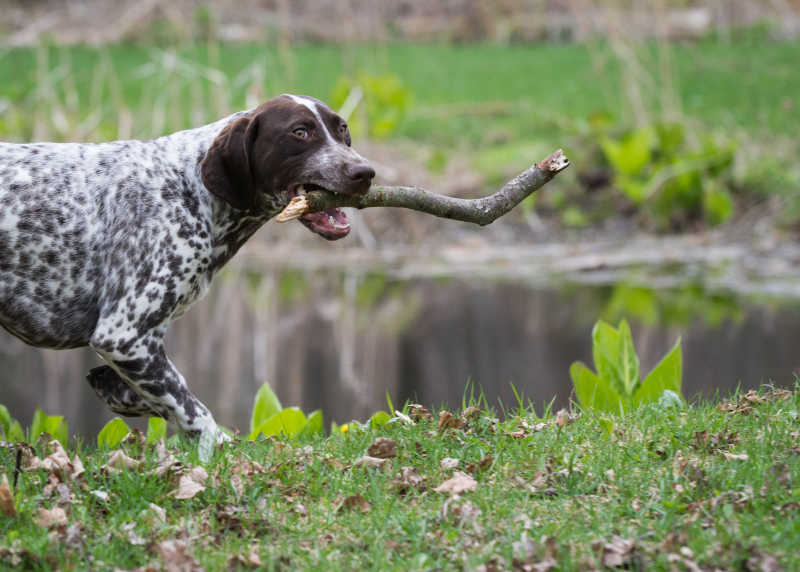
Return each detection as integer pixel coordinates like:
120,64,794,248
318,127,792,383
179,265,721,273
200,115,259,210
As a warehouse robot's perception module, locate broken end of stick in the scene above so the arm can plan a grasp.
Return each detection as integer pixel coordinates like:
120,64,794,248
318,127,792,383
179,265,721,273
276,195,310,222
537,149,570,173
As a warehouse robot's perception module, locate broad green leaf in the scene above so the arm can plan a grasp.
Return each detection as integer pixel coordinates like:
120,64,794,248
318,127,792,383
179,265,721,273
249,408,306,440
0,404,12,436
600,128,653,176
617,319,640,396
633,338,683,407
97,418,131,449
592,320,624,394
297,410,324,441
250,382,282,434
570,361,626,415
30,408,67,445
146,417,167,443
369,411,391,429
6,420,24,442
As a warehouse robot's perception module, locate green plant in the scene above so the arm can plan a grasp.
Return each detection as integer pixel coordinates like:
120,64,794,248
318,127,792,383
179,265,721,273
96,416,170,448
600,123,738,228
569,319,683,414
330,73,411,139
248,382,324,441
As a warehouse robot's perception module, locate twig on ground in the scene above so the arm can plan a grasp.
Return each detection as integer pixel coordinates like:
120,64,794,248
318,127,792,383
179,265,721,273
276,149,570,226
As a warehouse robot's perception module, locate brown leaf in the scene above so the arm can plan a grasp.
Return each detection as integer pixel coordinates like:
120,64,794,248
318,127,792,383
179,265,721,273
434,471,477,494
37,507,68,528
723,452,749,461
392,466,425,493
408,404,433,421
155,539,205,572
367,437,397,459
462,406,482,420
170,467,208,500
102,450,141,473
227,549,262,570
353,456,388,470
0,474,16,517
440,457,459,470
71,454,85,480
466,455,494,474
598,536,634,568
438,411,465,432
338,494,371,513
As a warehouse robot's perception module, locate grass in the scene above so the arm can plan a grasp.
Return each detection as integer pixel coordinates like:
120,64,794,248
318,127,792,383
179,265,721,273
1,385,798,570
0,40,797,145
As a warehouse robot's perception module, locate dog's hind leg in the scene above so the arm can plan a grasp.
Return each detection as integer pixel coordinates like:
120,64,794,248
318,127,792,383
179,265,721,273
86,365,161,418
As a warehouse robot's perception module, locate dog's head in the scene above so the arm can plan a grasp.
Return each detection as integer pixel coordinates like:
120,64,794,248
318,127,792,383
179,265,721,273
201,94,375,240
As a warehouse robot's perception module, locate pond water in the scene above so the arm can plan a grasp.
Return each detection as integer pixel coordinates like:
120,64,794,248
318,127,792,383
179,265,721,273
2,237,799,439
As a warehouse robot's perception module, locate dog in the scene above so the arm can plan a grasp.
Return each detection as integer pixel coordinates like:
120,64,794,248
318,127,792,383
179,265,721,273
0,94,375,442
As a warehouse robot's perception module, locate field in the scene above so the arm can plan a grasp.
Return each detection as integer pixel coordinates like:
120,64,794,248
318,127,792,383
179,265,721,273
1,40,798,144
1,386,798,569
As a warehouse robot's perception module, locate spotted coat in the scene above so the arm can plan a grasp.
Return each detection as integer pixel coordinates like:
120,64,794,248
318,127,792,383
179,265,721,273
0,94,374,440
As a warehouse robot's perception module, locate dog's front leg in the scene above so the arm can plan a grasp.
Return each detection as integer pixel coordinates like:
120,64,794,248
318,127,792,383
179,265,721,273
90,328,223,443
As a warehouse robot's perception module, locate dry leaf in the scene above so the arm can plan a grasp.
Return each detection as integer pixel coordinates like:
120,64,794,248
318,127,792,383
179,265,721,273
723,452,749,461
408,404,433,421
37,507,68,528
462,406,482,420
338,494,371,513
227,549,263,569
103,450,141,473
170,467,208,500
367,437,397,459
438,411,465,431
156,539,204,572
353,456,388,469
149,502,167,522
597,536,634,567
71,454,85,480
392,466,425,493
440,457,460,470
0,475,16,517
434,471,477,494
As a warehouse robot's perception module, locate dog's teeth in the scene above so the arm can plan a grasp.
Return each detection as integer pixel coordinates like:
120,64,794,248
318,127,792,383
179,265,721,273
328,215,335,224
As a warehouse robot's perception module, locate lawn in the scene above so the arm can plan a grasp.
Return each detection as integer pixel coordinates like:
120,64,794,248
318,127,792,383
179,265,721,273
1,385,798,570
0,39,797,145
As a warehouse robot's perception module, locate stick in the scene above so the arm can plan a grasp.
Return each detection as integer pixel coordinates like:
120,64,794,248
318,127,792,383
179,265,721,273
276,149,569,226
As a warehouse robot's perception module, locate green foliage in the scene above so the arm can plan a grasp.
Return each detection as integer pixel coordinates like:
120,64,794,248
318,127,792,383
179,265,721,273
29,407,68,446
570,319,683,414
331,73,411,139
248,382,324,441
600,123,738,228
147,417,167,443
0,404,24,442
97,418,131,449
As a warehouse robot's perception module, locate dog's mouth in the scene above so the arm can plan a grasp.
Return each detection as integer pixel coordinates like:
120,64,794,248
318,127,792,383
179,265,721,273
288,183,351,241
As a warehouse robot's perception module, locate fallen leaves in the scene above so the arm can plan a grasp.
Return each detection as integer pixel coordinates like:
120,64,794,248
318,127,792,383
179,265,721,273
434,471,477,494
594,536,635,568
392,466,425,493
36,506,68,528
338,494,371,513
367,437,397,459
0,475,16,517
155,539,204,572
102,450,141,473
353,456,388,470
170,466,208,500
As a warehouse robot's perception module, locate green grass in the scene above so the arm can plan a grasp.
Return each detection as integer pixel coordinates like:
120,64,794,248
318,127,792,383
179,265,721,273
2,385,798,570
0,40,797,144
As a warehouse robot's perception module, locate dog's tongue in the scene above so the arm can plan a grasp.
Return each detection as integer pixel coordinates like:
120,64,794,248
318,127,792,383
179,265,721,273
300,207,350,240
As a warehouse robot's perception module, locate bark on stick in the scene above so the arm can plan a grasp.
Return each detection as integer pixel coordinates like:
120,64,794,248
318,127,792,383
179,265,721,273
276,149,570,226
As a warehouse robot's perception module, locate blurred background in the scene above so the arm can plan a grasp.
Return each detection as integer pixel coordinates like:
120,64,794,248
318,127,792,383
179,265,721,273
1,0,799,437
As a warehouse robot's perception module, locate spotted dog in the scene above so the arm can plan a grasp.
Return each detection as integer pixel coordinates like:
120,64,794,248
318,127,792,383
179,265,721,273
0,94,375,442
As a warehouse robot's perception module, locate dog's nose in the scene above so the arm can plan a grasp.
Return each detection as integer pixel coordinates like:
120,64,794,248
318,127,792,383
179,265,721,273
346,164,376,183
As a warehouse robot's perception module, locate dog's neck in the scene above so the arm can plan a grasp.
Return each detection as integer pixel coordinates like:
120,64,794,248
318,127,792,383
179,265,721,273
161,110,287,272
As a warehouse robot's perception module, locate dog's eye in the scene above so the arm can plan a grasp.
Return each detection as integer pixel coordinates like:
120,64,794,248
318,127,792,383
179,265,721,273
339,123,351,145
292,127,309,139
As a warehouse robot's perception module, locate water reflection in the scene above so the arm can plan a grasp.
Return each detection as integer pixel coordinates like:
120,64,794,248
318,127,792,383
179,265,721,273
1,268,799,439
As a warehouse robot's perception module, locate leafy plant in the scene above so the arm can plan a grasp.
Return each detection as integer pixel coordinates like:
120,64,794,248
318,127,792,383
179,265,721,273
569,319,683,414
248,382,324,441
0,404,25,442
331,73,411,139
599,122,738,228
96,416,169,448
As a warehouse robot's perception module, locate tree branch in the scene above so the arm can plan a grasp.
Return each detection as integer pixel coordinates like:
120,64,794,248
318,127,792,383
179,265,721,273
276,149,570,226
